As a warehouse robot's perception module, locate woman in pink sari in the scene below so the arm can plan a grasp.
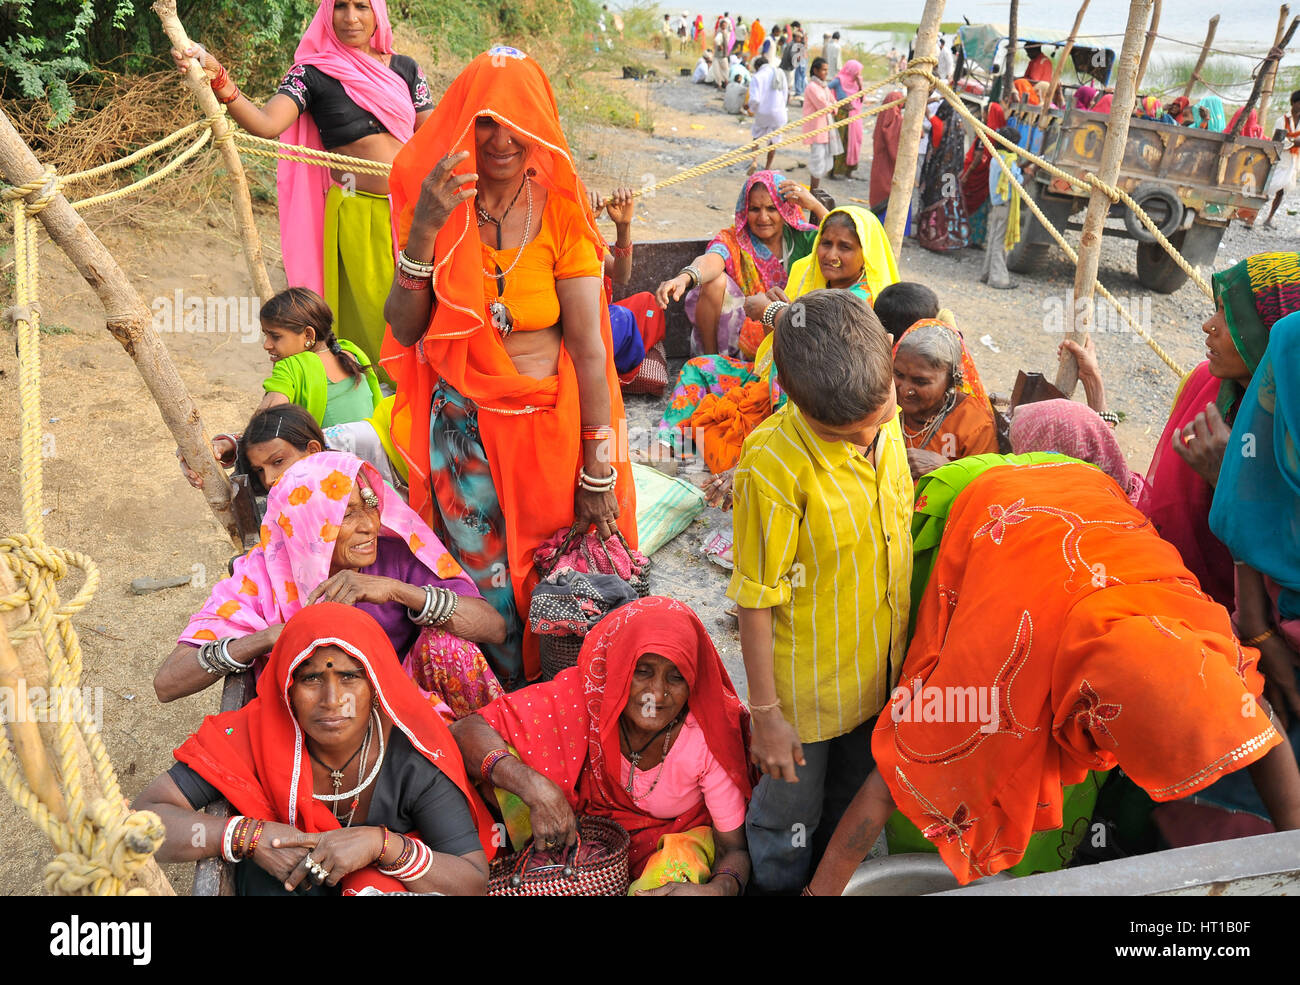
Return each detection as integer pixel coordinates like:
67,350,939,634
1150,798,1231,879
172,0,434,371
829,60,866,177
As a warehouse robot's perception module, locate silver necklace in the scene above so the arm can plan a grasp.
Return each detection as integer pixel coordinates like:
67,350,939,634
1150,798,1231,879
311,707,386,825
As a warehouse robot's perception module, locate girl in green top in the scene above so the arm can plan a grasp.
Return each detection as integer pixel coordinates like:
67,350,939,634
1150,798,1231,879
259,287,381,427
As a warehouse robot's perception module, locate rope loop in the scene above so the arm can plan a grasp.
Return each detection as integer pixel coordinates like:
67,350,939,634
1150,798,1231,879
1,168,60,214
42,802,167,896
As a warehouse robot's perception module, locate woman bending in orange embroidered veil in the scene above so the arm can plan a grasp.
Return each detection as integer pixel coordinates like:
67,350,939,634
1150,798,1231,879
805,458,1300,893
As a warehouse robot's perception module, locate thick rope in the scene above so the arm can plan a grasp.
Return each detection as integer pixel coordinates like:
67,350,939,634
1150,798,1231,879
1,199,168,895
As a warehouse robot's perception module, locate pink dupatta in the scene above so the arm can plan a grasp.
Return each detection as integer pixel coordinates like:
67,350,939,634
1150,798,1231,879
277,0,417,294
1137,362,1236,608
180,452,470,647
835,61,864,166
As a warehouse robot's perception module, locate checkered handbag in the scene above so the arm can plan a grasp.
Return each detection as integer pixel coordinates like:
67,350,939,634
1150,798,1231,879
488,816,631,896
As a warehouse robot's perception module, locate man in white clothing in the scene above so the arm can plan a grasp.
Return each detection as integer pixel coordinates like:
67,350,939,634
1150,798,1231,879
936,37,954,82
824,32,842,76
748,57,789,172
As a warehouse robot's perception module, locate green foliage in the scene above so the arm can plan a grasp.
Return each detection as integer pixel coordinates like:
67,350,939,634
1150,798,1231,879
395,0,600,56
0,0,318,125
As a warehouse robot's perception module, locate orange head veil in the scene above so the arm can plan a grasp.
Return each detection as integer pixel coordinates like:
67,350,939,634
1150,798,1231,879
382,46,635,680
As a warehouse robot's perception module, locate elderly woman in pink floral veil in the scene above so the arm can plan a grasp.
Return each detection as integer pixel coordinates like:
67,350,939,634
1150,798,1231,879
155,452,505,719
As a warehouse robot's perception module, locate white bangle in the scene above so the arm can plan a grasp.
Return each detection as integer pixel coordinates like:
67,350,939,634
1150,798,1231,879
222,815,245,864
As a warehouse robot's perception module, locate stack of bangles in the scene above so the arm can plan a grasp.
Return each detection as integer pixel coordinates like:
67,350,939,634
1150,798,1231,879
378,830,435,882
210,64,240,106
221,815,266,863
578,466,617,493
581,424,614,442
481,748,514,784
610,242,634,259
197,637,254,676
408,585,459,627
678,264,702,289
397,249,434,291
761,301,789,328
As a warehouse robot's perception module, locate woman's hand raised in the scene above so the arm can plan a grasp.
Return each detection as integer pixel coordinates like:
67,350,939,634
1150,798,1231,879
408,151,478,256
171,44,221,81
603,187,636,226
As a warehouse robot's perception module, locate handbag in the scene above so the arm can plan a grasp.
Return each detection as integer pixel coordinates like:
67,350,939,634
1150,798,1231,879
487,816,631,897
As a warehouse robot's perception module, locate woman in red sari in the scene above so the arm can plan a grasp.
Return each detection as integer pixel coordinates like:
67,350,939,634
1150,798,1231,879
1140,251,1300,608
136,603,496,896
961,102,1006,247
451,597,754,894
382,48,637,688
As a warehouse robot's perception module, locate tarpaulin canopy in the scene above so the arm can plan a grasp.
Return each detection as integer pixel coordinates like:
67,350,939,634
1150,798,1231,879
958,24,1114,84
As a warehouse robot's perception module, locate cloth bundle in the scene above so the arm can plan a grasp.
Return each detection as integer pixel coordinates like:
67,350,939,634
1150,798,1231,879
529,528,651,638
687,379,774,474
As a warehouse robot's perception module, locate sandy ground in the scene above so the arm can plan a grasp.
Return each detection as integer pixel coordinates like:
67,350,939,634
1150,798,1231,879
2,45,1294,895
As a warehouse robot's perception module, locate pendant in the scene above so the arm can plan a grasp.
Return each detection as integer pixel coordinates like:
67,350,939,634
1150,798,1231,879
490,301,514,338
330,770,343,792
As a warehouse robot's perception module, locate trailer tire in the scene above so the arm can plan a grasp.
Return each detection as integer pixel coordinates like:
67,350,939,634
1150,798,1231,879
1136,230,1189,294
1124,182,1184,244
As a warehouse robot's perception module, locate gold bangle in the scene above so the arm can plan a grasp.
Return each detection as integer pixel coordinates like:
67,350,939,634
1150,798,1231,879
749,698,782,713
1243,628,1277,647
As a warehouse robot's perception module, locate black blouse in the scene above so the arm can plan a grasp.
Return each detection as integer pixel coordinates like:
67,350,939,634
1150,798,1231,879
170,727,482,896
276,55,434,149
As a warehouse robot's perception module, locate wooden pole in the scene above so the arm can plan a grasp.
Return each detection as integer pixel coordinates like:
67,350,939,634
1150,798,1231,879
151,0,274,304
1036,0,1092,129
0,565,174,895
0,109,240,544
0,619,65,821
1005,0,1019,101
1135,0,1161,91
1259,6,1291,132
1226,16,1299,137
882,0,948,258
1180,15,1219,101
1054,0,1154,395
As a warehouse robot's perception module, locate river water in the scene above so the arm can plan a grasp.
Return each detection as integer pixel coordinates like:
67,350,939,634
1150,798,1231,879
675,2,1300,82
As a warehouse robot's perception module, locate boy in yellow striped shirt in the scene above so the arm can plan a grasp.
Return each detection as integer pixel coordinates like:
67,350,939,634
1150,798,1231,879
728,290,913,894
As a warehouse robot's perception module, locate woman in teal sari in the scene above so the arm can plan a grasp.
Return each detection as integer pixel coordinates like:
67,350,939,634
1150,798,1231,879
1193,94,1227,131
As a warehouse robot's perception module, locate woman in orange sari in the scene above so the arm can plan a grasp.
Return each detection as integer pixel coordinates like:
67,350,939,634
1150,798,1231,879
382,48,636,689
805,458,1300,893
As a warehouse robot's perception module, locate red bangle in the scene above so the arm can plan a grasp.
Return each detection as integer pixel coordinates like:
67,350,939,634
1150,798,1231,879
397,270,432,291
481,748,513,784
216,85,241,106
610,242,633,258
581,425,614,440
209,65,230,91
